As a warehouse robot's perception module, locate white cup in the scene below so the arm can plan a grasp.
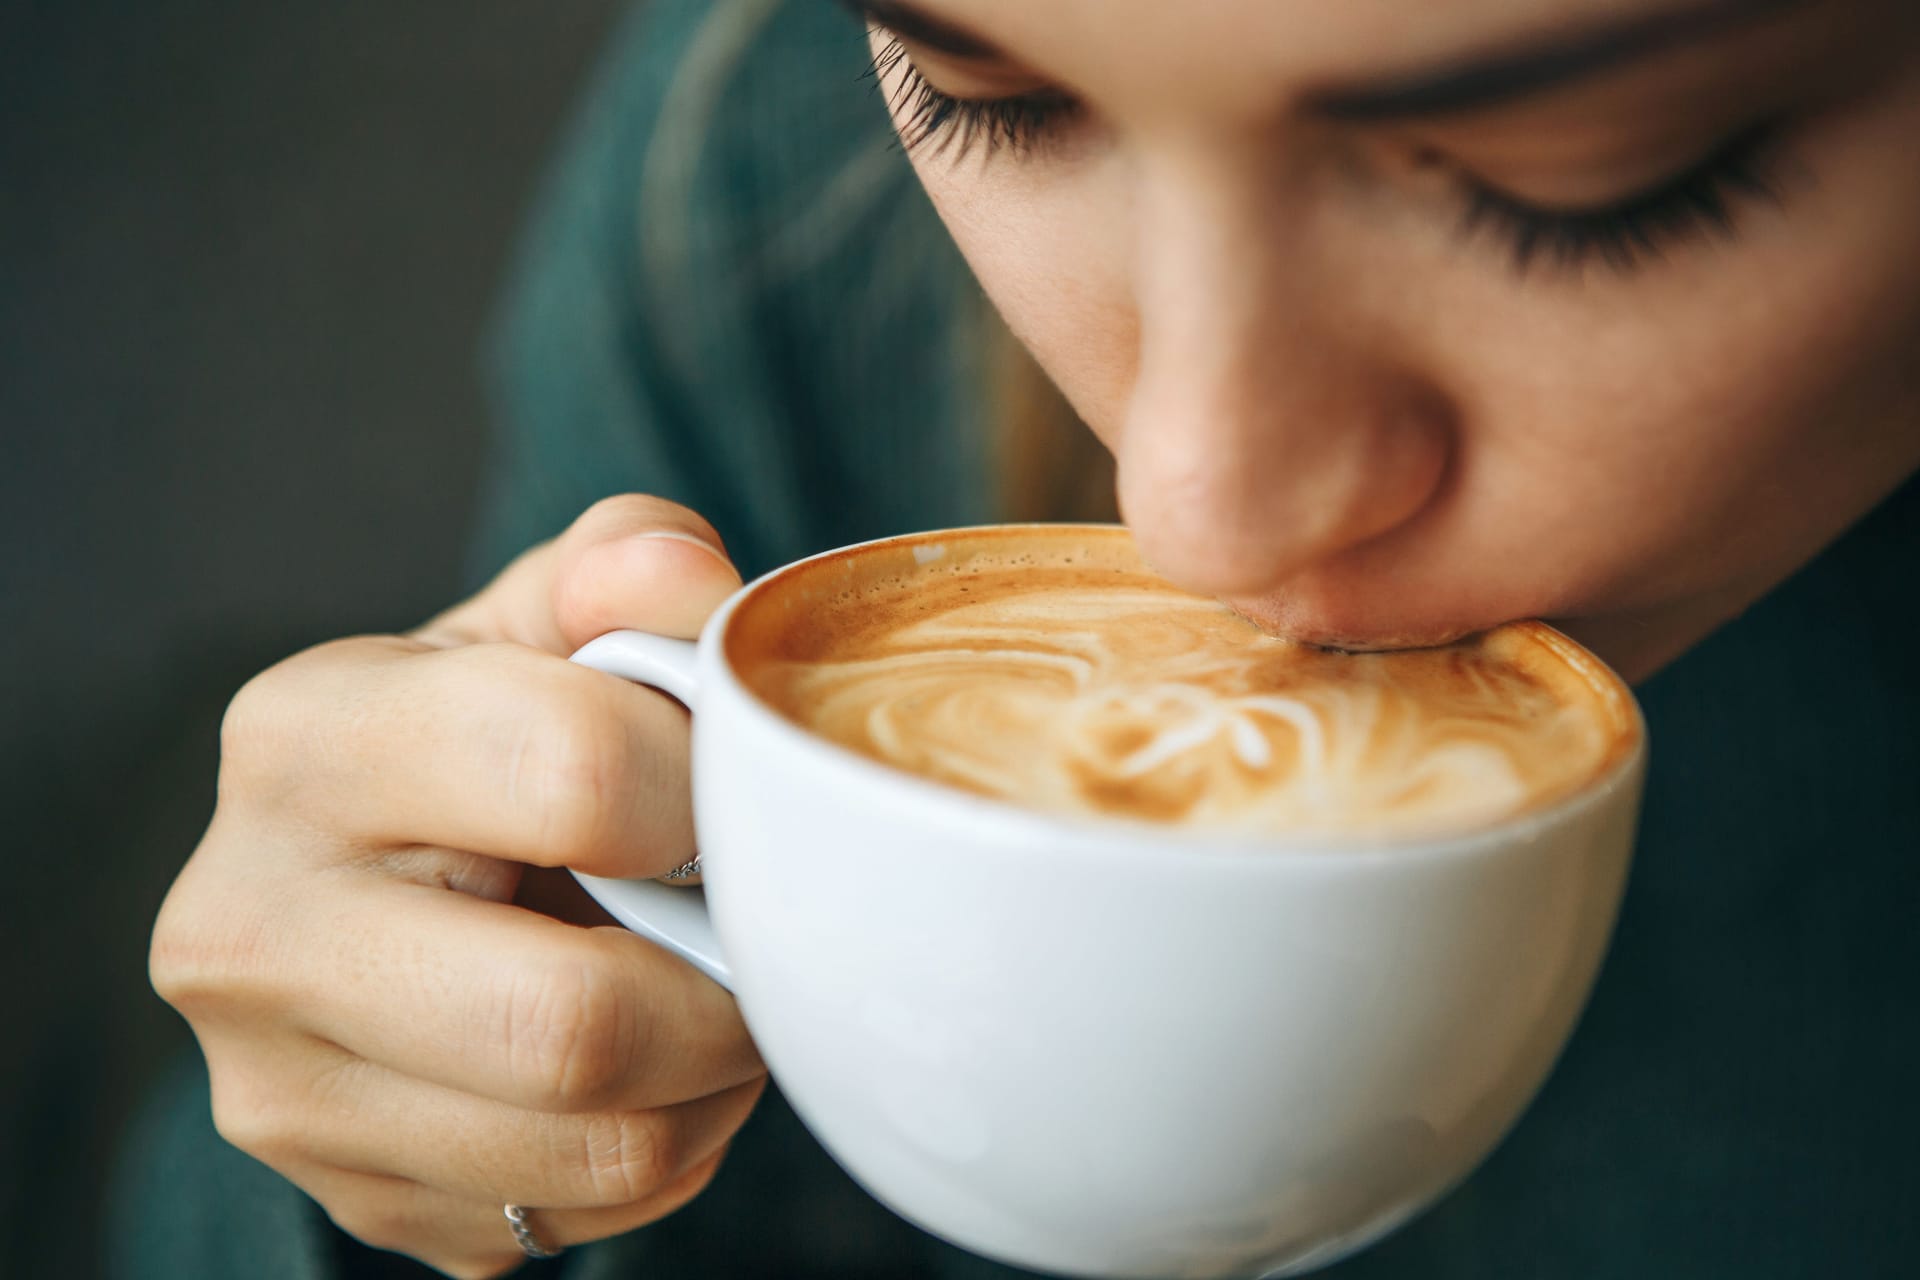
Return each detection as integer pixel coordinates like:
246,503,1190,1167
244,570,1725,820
568,525,1646,1279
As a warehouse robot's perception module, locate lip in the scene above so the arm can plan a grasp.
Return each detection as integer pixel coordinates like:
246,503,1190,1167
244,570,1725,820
1221,594,1488,654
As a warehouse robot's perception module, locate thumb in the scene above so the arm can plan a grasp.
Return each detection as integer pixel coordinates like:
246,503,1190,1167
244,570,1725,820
416,495,743,654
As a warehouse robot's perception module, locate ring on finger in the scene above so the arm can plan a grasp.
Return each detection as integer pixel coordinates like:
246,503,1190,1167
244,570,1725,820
503,1203,564,1259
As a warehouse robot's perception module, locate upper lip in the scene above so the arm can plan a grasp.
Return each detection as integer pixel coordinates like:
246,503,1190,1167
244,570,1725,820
1222,598,1487,652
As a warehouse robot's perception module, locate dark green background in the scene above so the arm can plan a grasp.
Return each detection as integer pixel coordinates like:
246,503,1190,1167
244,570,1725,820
1,4,620,1274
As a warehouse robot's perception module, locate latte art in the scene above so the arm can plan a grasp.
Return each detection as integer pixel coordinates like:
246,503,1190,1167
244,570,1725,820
732,531,1632,836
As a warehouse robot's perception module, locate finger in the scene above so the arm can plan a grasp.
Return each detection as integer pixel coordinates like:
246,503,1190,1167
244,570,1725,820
288,1052,763,1210
251,635,693,877
420,495,742,654
291,877,763,1111
522,1147,727,1248
292,1147,733,1279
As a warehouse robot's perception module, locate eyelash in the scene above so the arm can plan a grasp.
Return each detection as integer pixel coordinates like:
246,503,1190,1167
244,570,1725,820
1460,125,1783,272
873,37,1078,157
872,36,1784,274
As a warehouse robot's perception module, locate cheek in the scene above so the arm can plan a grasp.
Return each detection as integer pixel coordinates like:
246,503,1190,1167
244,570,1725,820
912,153,1140,438
1448,72,1920,612
902,66,1920,667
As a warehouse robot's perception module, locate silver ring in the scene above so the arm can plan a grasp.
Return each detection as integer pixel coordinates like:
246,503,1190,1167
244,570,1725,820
503,1203,564,1259
661,854,702,882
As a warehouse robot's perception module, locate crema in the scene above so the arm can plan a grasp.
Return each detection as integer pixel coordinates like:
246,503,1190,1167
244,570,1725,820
730,528,1636,837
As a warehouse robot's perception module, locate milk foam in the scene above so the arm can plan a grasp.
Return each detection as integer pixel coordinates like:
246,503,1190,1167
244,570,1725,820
737,536,1628,836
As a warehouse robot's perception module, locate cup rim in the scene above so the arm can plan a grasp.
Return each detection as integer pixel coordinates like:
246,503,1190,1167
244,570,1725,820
702,523,1648,864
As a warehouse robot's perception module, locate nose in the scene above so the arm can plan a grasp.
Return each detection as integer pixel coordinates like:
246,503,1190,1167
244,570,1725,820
1115,149,1453,599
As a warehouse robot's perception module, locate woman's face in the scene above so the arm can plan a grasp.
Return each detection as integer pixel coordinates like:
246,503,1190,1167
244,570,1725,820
859,0,1920,680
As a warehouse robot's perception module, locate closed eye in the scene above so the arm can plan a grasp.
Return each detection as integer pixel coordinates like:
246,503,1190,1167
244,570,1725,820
1457,122,1784,272
870,36,1081,157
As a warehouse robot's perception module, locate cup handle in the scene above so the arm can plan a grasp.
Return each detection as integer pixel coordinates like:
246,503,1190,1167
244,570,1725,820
566,631,731,990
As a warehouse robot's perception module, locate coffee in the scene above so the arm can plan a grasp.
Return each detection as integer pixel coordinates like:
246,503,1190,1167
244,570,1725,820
730,527,1637,837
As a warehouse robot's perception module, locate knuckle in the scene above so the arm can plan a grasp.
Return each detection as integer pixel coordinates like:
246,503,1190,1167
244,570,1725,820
207,1071,299,1167
148,852,279,1018
325,1197,417,1255
509,949,639,1112
147,887,203,1009
148,909,213,1013
216,637,372,802
665,1143,729,1203
207,1055,366,1175
578,1109,677,1205
217,663,296,795
519,689,639,867
325,1201,508,1277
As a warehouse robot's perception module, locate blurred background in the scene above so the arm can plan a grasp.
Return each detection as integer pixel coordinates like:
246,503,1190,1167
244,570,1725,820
2,3,623,1273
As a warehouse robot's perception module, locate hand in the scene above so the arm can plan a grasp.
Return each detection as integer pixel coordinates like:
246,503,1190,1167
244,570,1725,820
150,496,766,1277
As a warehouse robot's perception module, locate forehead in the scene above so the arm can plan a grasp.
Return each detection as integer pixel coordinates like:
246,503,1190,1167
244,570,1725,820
911,0,1789,106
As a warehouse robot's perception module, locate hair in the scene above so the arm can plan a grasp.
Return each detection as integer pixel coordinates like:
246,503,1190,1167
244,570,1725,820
984,316,1119,524
638,0,1117,527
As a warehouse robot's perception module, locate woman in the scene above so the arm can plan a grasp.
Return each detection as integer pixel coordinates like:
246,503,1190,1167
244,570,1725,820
118,0,1920,1276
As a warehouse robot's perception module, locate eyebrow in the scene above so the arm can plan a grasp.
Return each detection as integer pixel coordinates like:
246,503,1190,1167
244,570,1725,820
1309,0,1812,120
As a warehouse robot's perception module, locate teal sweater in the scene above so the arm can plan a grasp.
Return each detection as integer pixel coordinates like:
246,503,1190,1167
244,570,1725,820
112,2,1920,1276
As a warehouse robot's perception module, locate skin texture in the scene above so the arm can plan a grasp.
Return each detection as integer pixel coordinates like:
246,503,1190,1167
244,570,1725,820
151,499,769,1277
871,0,1920,679
151,2,1920,1271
